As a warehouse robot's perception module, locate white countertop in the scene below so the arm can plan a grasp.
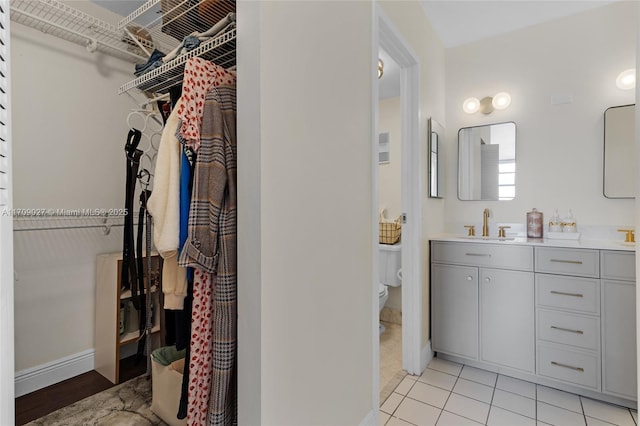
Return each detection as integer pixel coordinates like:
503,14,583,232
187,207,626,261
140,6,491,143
430,234,636,251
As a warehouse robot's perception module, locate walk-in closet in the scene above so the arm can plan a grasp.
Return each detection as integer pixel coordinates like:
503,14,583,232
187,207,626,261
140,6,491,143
8,0,237,423
3,1,378,425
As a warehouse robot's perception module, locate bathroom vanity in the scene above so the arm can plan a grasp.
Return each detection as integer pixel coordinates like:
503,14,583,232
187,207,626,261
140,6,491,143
430,237,636,407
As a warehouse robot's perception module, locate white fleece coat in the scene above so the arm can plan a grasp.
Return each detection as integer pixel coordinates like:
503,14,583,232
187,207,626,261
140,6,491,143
147,100,188,310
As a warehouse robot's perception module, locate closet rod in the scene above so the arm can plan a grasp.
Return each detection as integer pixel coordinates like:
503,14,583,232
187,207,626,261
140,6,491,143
13,222,131,235
14,223,123,232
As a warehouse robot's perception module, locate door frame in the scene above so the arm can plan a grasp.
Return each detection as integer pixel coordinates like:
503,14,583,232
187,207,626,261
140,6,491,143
0,2,15,423
373,4,423,404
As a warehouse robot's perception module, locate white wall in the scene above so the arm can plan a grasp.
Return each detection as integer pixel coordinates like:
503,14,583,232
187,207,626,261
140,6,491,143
238,1,375,424
444,2,636,232
11,1,140,375
378,96,402,220
378,1,446,349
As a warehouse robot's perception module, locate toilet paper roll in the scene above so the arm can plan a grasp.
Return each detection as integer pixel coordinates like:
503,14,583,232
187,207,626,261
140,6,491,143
379,207,387,222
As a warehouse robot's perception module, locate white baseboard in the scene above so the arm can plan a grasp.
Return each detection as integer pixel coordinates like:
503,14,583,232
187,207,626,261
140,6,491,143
15,349,94,397
420,340,433,373
360,408,377,426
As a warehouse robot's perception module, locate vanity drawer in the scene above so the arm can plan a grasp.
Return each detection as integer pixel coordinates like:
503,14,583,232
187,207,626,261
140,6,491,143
535,247,599,278
601,251,635,282
537,343,600,390
537,309,599,351
536,274,600,314
432,241,533,271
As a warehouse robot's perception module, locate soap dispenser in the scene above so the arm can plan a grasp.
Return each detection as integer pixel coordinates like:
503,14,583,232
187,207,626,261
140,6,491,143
549,209,562,233
562,209,577,233
527,208,543,238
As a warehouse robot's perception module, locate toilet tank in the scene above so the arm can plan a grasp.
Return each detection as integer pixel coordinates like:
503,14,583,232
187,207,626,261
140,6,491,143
379,243,401,287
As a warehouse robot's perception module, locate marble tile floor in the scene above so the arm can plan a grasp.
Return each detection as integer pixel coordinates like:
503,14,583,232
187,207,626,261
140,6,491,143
24,375,167,425
380,357,638,426
380,321,406,403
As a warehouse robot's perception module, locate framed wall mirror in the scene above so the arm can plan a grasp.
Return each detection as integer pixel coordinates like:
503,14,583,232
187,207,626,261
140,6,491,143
458,121,516,201
429,118,444,198
604,104,635,199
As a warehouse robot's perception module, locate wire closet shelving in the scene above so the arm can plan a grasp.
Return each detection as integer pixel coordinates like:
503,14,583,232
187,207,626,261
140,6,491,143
117,0,236,95
9,0,149,63
10,0,237,95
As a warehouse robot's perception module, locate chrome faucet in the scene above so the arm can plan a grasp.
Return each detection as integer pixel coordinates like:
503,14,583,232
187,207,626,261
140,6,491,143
482,208,490,237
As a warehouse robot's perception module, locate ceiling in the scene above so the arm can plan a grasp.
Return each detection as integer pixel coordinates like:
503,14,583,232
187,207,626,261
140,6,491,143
419,0,620,48
92,1,621,99
379,0,621,99
96,0,621,48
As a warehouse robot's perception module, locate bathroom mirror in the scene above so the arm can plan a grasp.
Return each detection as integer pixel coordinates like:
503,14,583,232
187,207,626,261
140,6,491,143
458,122,516,201
604,104,635,199
429,118,444,198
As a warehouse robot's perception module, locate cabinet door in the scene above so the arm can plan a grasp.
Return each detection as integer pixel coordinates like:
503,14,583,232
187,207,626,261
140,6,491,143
602,279,637,399
480,268,535,373
432,264,478,359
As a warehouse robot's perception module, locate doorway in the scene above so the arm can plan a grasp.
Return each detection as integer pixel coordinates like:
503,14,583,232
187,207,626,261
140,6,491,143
374,4,423,409
377,45,403,401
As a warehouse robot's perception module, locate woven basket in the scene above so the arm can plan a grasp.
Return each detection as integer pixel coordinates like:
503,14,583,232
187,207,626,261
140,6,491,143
379,214,402,245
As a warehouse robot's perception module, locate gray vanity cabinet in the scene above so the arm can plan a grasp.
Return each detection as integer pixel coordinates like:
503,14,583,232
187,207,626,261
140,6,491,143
431,242,534,368
431,263,478,359
601,251,636,400
534,247,602,391
431,240,637,405
480,268,535,373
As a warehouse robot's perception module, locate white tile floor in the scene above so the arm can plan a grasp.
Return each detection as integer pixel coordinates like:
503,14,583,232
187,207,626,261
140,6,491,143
380,357,638,426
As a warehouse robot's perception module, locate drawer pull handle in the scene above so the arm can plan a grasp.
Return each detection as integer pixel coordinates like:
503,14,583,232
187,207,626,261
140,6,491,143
465,253,491,257
550,290,583,298
551,361,584,372
550,259,583,265
550,325,584,335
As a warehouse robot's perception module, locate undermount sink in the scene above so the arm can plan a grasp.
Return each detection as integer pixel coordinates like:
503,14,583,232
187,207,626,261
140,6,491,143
458,236,516,241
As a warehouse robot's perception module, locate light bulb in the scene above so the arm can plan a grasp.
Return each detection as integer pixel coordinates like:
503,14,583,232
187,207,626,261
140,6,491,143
492,92,511,110
616,69,635,90
463,97,480,114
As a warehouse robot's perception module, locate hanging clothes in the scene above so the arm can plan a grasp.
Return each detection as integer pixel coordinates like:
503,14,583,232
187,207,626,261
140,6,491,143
178,84,237,426
175,57,236,152
147,99,189,310
185,270,215,424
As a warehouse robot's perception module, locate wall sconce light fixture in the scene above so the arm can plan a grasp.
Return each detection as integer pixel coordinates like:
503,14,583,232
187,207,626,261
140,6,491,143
378,59,384,79
616,68,635,90
463,92,512,114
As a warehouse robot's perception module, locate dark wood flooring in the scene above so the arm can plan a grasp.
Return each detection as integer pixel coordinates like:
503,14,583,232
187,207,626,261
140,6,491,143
15,356,147,425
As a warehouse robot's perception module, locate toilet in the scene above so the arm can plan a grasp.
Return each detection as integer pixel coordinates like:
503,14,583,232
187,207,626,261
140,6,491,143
379,242,402,334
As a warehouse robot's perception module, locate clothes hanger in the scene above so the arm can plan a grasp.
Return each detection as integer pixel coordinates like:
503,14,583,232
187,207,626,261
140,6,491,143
137,168,151,189
125,128,142,157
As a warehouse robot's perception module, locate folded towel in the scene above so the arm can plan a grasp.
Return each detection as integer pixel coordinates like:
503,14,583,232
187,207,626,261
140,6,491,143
151,345,186,366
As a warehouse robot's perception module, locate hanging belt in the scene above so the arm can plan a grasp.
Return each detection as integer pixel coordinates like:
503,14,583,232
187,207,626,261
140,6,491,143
122,129,142,294
136,188,152,359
